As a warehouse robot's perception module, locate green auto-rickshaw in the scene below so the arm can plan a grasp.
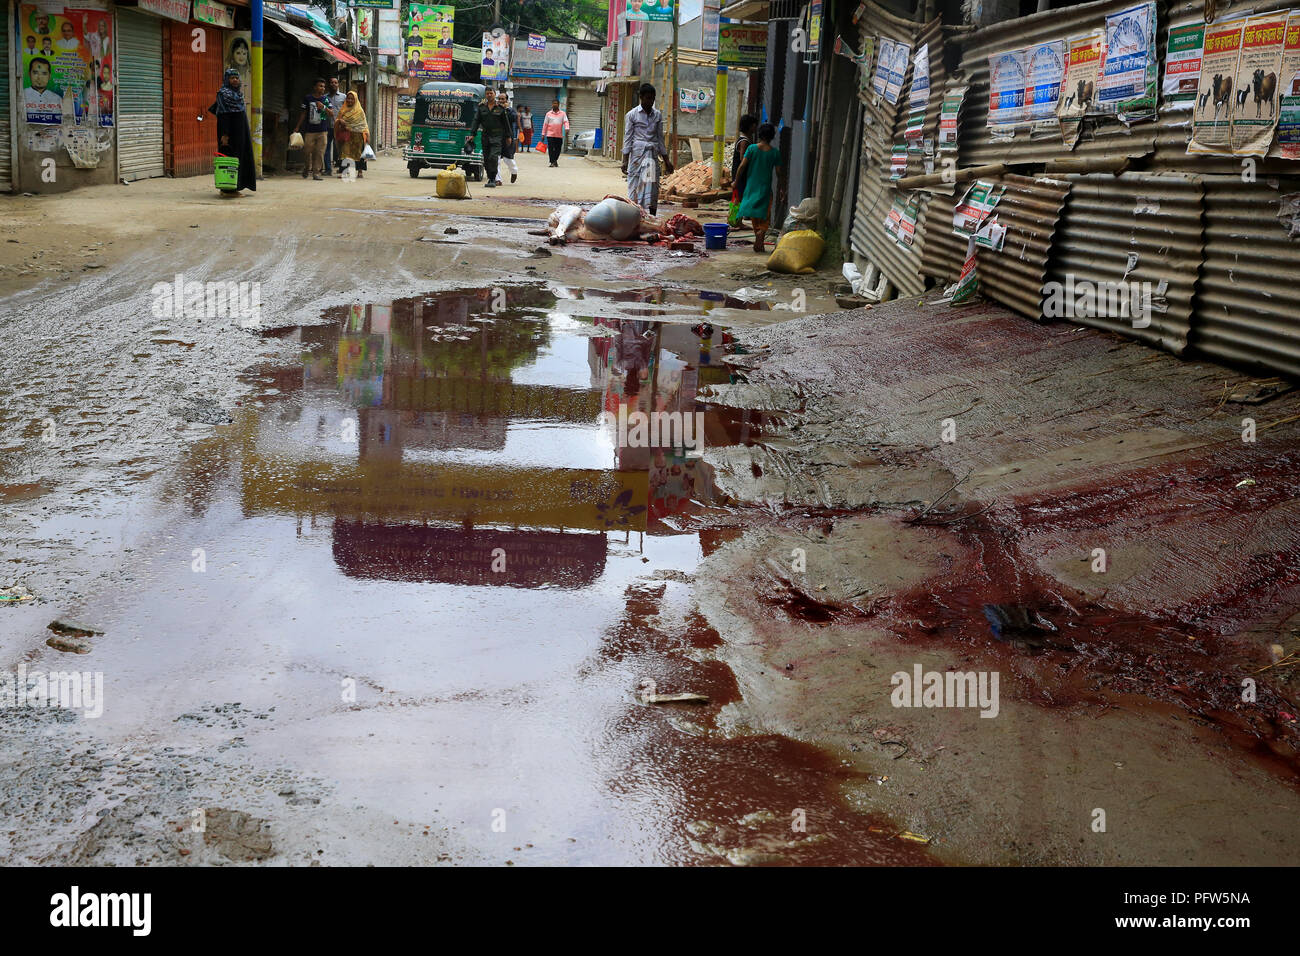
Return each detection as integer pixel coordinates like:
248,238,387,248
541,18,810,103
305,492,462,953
405,81,486,181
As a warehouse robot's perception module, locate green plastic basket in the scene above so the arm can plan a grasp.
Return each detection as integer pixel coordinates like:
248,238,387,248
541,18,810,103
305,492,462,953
214,155,240,191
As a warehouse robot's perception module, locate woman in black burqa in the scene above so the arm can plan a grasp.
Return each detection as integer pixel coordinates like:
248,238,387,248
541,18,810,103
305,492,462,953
208,67,256,192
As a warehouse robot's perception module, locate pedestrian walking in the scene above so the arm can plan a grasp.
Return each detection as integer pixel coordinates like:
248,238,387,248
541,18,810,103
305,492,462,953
519,105,533,150
496,91,519,185
735,122,782,253
728,113,757,228
294,78,333,180
542,98,569,167
465,88,511,188
620,83,673,216
335,90,370,179
323,76,346,174
207,67,256,193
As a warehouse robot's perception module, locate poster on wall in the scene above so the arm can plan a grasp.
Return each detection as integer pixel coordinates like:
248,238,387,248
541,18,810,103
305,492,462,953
224,32,253,128
939,82,966,152
905,43,929,151
883,39,911,105
1025,40,1065,124
871,37,893,100
1189,17,1247,155
1057,32,1103,149
1275,13,1300,160
987,48,1027,129
1097,1,1157,122
1163,22,1205,110
1229,14,1288,156
408,3,455,79
857,35,876,96
18,5,113,128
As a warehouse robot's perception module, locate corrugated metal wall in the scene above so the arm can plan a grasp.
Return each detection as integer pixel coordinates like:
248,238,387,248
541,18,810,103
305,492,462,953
1046,172,1204,353
1195,180,1300,376
849,2,938,296
116,9,166,182
0,2,11,191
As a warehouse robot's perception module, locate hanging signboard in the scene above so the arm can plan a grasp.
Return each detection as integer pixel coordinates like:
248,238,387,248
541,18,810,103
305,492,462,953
626,0,675,22
377,9,401,56
702,0,720,52
718,24,767,68
193,0,235,28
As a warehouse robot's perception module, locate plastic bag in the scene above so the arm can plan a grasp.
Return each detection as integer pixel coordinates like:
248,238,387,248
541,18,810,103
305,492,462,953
780,197,819,236
362,143,376,160
289,131,304,149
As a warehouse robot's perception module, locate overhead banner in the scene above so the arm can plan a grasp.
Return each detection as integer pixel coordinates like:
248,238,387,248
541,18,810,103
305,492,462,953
626,0,675,22
407,3,454,79
481,32,511,81
718,24,767,68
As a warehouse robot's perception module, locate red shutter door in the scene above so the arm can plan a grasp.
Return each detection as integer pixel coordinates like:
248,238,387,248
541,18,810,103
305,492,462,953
166,23,225,177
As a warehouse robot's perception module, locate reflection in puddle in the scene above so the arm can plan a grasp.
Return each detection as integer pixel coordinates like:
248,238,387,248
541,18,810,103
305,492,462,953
152,285,931,865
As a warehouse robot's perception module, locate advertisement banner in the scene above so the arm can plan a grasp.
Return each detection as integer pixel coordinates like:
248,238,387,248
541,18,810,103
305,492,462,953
193,0,235,28
408,3,454,79
351,0,395,8
718,24,767,68
1025,40,1065,122
1230,14,1288,156
702,0,720,52
1097,1,1157,120
988,48,1027,128
1276,13,1300,160
510,39,577,78
377,9,401,56
626,0,675,22
528,33,546,51
18,5,113,128
1057,32,1103,148
481,32,511,80
1189,18,1246,155
1163,21,1205,109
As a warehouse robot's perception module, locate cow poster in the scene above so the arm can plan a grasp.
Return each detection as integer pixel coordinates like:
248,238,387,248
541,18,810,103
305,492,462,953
1229,14,1287,157
1057,32,1103,148
1275,13,1300,160
1189,18,1247,155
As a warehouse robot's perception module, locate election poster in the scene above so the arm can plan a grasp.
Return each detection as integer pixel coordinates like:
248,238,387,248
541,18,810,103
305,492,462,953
1025,40,1065,123
1097,1,1157,122
18,5,113,128
1163,21,1205,110
988,48,1027,129
408,3,455,79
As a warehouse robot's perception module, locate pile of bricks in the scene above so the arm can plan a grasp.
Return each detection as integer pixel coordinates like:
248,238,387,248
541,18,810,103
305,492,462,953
661,160,730,203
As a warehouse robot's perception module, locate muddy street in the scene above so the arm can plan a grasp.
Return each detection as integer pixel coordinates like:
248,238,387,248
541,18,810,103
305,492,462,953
2,154,1297,871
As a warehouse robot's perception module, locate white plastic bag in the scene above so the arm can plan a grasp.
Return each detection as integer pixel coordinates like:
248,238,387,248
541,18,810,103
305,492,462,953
289,131,304,149
361,143,376,160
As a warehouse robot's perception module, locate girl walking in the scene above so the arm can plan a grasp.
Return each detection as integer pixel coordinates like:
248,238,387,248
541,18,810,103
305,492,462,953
735,123,782,253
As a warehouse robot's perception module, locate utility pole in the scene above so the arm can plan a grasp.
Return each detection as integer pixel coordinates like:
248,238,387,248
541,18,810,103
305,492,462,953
670,0,679,165
252,0,263,175
712,66,726,188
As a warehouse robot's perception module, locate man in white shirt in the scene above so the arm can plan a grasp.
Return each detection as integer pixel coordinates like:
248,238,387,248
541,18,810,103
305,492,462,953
620,83,674,216
24,58,62,123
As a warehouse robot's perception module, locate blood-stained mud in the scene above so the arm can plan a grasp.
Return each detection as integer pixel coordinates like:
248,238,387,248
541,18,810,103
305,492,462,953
0,284,932,866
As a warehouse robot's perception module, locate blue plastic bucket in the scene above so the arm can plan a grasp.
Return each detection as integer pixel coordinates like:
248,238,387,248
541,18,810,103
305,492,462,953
703,222,729,250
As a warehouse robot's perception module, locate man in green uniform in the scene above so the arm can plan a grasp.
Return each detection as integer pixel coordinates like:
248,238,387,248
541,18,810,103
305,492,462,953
465,89,511,188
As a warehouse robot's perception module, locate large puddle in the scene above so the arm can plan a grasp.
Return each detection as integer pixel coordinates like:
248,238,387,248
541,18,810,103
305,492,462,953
8,285,935,865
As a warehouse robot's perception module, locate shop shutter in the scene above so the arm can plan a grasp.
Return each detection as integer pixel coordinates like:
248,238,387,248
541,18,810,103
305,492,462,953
166,20,225,177
512,85,559,148
565,87,602,144
0,5,10,192
116,9,165,181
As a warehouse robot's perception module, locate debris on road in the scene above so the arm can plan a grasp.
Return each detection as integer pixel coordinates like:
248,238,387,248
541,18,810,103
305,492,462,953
47,634,92,654
0,585,35,605
48,619,104,637
643,692,710,705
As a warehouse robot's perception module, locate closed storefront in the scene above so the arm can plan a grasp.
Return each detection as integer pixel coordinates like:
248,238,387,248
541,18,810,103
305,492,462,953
379,84,396,148
564,84,603,146
115,8,165,181
512,83,560,148
164,16,225,177
0,1,11,191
